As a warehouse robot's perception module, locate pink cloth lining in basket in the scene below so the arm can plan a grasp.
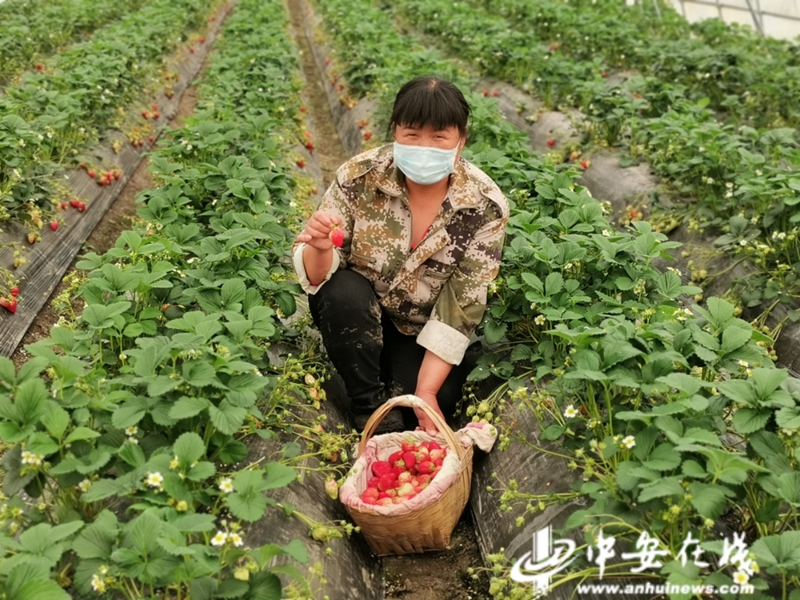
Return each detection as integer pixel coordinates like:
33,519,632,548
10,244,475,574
339,422,498,516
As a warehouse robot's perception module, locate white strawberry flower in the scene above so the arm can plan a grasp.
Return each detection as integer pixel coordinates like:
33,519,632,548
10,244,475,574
733,571,749,585
78,479,92,493
211,531,228,546
229,532,243,547
145,472,164,489
219,477,234,494
91,574,106,592
621,436,636,449
534,315,546,326
563,405,578,419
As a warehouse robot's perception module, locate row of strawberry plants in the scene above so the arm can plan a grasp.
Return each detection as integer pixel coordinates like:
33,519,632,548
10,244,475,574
465,0,800,129
0,0,214,246
0,0,329,597
0,0,149,85
388,0,800,324
313,0,800,595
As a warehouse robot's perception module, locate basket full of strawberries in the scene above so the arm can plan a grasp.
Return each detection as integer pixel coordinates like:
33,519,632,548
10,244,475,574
338,395,474,556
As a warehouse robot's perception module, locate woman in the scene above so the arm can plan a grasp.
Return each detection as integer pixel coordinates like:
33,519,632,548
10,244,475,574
293,76,509,435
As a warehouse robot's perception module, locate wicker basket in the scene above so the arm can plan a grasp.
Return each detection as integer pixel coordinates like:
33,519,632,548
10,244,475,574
342,395,474,556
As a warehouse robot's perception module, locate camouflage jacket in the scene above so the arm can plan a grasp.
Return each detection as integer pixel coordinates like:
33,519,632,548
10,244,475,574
293,144,509,365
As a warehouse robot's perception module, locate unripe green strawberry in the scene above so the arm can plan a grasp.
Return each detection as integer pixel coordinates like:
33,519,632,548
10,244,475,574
324,477,338,500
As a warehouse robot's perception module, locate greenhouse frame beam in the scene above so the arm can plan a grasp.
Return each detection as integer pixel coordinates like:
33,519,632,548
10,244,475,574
679,0,800,26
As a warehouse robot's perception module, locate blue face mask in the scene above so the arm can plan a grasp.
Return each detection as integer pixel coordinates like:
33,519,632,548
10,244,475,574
393,141,460,185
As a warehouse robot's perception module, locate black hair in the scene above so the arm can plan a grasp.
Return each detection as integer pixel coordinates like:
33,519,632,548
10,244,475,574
388,77,470,138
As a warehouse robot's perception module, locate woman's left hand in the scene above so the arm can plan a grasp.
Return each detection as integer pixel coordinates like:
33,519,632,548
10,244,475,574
413,391,445,436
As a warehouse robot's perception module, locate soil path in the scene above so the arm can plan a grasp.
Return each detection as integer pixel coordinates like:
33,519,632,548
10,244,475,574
10,49,202,370
285,0,492,597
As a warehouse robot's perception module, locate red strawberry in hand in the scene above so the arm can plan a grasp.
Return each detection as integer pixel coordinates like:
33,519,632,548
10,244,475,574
329,227,344,248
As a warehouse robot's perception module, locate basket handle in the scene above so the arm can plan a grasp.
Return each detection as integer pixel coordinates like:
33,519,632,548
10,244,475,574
357,394,466,460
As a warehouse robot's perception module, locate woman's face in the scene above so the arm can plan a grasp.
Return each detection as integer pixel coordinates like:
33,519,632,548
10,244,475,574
394,124,464,160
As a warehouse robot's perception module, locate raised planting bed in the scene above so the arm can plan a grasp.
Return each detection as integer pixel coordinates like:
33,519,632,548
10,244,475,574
0,0,150,86
0,1,228,356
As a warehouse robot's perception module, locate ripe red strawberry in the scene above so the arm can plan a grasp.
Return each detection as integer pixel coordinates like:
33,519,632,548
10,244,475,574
87,169,95,179
305,141,314,152
417,474,432,485
401,439,417,453
149,136,155,143
36,64,44,71
377,473,396,492
402,452,416,470
189,47,195,54
329,227,344,248
60,202,68,211
300,106,307,113
142,111,149,119
363,131,372,141
433,457,443,467
77,202,87,212
391,465,406,477
153,112,160,119
0,298,17,313
10,287,20,297
113,170,120,181
371,460,391,477
361,487,379,503
70,198,82,209
547,139,555,147
367,476,381,489
417,460,435,475
50,220,59,231
482,90,489,97
152,104,158,110
296,159,305,168
581,159,591,169
388,450,404,464
493,91,499,97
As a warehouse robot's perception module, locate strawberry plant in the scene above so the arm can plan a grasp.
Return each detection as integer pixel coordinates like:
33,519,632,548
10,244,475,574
0,0,149,85
0,0,215,234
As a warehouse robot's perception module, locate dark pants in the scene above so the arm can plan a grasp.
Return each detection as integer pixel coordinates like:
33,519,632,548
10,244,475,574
308,269,477,428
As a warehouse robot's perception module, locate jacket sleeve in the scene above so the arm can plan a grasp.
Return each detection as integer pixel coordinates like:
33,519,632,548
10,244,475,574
416,206,508,365
291,172,357,295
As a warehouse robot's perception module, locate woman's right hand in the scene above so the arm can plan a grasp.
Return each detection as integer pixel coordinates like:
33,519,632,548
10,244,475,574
295,210,343,251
